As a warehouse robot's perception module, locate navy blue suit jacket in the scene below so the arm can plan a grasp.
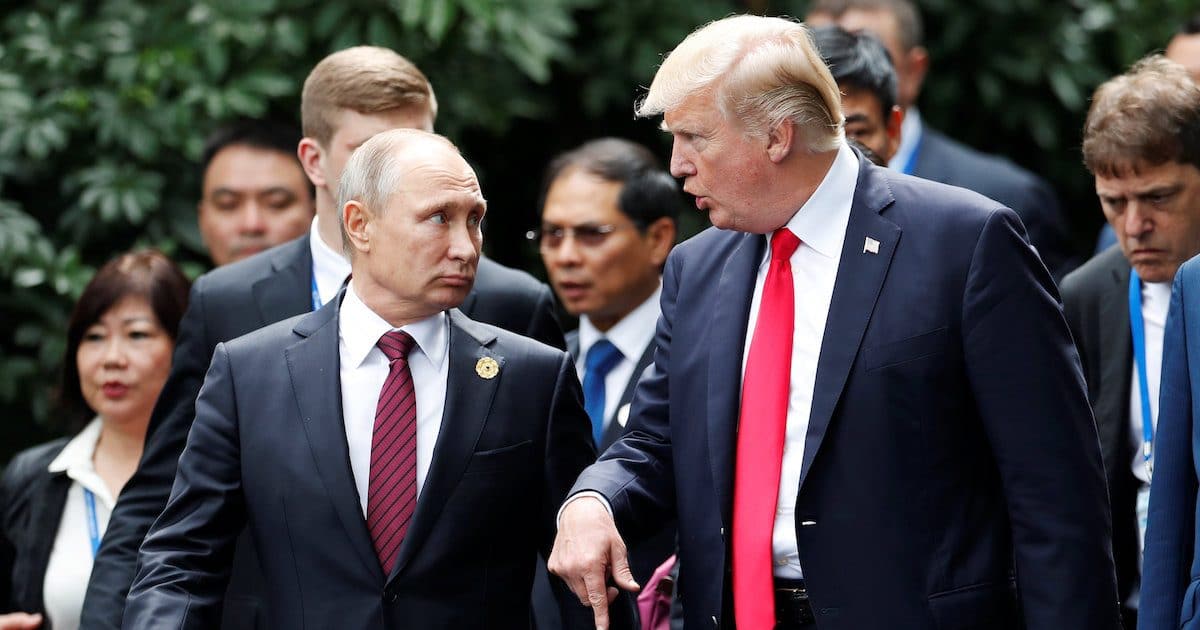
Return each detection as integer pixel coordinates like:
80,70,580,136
913,126,1079,281
571,155,1120,629
123,304,593,629
1140,256,1200,630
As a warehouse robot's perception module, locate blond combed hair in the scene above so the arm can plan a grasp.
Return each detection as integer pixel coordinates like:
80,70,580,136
636,15,844,152
301,46,438,147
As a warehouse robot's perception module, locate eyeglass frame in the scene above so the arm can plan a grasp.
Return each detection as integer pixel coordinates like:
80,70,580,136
525,221,643,249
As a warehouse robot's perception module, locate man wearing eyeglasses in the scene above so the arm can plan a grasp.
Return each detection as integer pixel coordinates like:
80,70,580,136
530,138,682,630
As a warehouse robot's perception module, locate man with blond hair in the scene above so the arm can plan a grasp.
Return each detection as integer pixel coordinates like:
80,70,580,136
550,14,1119,629
81,47,564,629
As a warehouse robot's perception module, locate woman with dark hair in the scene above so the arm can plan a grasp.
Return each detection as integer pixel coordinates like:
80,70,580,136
0,249,189,630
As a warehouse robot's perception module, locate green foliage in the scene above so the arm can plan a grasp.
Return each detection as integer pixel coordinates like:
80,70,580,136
912,0,1191,238
0,0,1193,459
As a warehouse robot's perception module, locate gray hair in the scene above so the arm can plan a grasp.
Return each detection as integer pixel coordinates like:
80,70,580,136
336,128,460,257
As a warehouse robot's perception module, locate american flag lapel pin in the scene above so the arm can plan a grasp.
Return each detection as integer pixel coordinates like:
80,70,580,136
863,237,880,254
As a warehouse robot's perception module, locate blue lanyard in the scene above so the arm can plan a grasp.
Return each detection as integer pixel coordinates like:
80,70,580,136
898,128,924,175
311,266,322,311
83,488,101,557
1129,271,1155,480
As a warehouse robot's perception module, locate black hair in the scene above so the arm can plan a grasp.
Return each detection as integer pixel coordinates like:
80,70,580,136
200,118,307,185
811,25,898,121
539,138,683,228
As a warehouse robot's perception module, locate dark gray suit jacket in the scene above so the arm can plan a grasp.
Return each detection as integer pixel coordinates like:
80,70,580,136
123,306,594,629
81,234,566,630
914,126,1079,281
1060,244,1140,616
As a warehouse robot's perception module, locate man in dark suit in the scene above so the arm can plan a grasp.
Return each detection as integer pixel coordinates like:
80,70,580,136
549,15,1119,630
81,47,564,630
1061,56,1200,630
123,129,593,628
530,139,682,628
805,0,1078,280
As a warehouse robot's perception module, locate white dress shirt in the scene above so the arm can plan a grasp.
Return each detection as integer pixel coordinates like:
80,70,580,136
309,216,353,308
741,142,858,578
1131,280,1171,557
338,283,449,514
576,284,662,431
43,418,114,630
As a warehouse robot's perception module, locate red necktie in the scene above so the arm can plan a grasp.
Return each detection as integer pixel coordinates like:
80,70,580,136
733,228,800,629
368,330,419,574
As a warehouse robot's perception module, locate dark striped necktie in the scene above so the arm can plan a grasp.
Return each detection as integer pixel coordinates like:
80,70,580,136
368,330,419,574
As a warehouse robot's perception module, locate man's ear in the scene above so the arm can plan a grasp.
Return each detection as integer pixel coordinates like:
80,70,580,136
905,46,930,99
343,200,371,255
766,119,795,163
298,137,328,190
644,217,677,267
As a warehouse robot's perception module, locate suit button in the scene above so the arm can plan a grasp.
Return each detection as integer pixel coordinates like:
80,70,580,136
711,615,718,627
385,590,399,603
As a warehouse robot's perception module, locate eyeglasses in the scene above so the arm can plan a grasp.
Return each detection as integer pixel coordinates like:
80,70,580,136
526,223,630,249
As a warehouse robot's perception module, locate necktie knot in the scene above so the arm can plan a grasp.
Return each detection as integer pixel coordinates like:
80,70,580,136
583,339,623,446
770,228,801,262
585,339,623,374
377,330,416,363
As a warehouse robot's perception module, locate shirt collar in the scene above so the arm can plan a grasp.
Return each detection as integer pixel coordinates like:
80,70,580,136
769,141,859,261
578,282,662,362
47,417,116,507
888,107,923,172
309,216,353,305
339,281,449,371
48,417,102,474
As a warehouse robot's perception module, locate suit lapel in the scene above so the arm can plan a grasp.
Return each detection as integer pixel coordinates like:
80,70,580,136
708,233,763,528
252,236,314,324
798,162,900,493
1097,257,1133,480
285,299,382,581
388,309,501,581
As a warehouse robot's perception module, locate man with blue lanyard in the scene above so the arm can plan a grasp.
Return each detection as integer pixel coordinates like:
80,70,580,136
1061,55,1200,630
80,47,565,630
805,0,1079,281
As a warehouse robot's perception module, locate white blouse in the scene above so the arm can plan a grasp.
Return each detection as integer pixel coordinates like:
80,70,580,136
42,419,114,630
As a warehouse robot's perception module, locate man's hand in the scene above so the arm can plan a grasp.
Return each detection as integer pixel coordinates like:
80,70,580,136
0,612,42,630
548,496,640,630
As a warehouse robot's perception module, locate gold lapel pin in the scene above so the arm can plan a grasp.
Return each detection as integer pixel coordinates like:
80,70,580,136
475,357,500,379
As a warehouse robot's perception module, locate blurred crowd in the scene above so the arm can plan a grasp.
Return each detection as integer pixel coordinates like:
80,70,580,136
3,1,1200,629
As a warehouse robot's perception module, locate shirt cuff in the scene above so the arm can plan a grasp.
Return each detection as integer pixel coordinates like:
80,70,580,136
556,491,614,529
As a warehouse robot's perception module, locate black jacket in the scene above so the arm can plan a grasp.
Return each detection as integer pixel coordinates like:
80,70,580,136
1,437,71,629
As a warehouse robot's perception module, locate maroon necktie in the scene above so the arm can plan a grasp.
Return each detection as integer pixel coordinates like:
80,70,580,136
733,228,800,629
368,330,419,573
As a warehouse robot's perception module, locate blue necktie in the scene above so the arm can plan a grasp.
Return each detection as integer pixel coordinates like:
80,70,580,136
583,339,623,447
